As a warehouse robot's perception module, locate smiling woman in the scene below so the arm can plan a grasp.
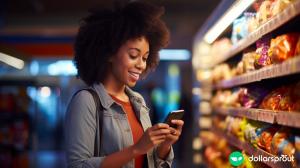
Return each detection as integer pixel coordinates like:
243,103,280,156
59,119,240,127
65,1,184,168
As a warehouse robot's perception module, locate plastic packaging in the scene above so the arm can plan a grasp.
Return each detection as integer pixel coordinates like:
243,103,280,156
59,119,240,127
270,33,300,63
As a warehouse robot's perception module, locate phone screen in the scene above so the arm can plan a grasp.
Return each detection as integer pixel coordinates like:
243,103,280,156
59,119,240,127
164,110,184,128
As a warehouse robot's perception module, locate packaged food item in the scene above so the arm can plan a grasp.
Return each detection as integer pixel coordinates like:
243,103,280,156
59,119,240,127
211,38,232,61
244,121,270,148
224,89,241,107
242,51,256,73
225,117,245,141
247,14,259,33
260,86,291,110
235,61,244,76
271,128,299,167
212,64,232,83
254,36,272,69
211,90,230,108
258,126,280,152
232,16,248,44
271,127,292,155
256,0,273,25
231,13,256,44
260,82,300,111
278,94,295,111
270,33,300,63
271,0,294,16
238,86,269,108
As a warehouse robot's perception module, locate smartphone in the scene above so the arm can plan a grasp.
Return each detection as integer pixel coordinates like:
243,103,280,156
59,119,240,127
164,110,184,128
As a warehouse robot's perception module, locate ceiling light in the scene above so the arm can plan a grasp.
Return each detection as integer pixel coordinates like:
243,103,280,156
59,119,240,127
0,52,25,69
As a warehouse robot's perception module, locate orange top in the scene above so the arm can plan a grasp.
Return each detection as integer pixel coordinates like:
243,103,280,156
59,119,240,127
110,95,145,168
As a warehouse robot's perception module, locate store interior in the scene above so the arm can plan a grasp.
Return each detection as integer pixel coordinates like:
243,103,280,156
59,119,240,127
1,0,300,168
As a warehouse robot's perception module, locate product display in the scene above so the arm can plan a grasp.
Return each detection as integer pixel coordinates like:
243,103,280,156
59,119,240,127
195,0,300,167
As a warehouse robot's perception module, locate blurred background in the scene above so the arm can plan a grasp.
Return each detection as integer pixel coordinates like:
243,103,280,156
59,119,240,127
0,0,219,168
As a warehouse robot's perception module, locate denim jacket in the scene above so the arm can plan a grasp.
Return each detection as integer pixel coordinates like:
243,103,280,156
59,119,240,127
65,83,174,168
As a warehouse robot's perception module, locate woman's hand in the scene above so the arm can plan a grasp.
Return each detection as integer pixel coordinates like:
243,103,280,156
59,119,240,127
157,120,184,159
133,123,171,155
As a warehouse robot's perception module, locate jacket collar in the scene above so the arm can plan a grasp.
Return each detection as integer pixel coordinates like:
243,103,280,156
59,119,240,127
92,83,149,113
92,83,114,109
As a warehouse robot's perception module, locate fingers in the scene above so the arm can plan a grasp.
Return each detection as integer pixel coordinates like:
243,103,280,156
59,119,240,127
150,135,168,146
171,120,184,130
152,123,170,130
152,134,167,141
150,128,171,136
169,127,177,135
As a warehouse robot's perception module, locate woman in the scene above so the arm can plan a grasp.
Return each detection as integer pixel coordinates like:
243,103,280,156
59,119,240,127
65,1,184,168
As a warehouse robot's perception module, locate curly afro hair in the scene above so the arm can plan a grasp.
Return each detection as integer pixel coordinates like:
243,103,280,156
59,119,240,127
74,1,170,86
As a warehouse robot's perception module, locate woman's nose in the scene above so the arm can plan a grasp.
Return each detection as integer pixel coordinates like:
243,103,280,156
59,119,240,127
135,57,146,70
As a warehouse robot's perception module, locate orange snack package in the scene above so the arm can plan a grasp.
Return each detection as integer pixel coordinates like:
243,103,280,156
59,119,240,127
270,33,300,63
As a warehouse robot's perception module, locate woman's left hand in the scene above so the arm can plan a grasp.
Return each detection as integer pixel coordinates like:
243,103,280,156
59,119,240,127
157,120,184,159
162,120,184,146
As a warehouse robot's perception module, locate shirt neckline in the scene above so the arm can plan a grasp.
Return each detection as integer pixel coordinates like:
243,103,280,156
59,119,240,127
109,94,131,106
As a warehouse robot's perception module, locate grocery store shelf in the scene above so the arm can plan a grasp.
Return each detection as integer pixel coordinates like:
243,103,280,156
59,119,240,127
212,128,294,168
215,56,300,89
214,107,300,128
212,0,300,67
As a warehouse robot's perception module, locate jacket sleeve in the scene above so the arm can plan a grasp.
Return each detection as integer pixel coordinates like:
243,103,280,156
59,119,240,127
153,146,174,168
65,91,105,168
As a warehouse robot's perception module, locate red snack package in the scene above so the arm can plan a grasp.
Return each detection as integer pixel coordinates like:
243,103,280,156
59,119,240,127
270,33,300,63
258,126,280,152
260,87,290,110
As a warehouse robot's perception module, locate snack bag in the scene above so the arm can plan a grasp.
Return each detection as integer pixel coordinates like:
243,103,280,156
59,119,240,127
238,86,269,108
260,86,291,110
271,0,295,16
271,127,291,155
270,33,300,63
254,36,272,69
256,0,273,25
242,51,256,73
257,126,280,152
244,121,269,147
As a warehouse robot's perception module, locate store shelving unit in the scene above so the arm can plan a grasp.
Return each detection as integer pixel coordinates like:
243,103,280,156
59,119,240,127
214,107,300,128
212,0,300,67
212,127,294,168
215,56,300,89
194,0,300,167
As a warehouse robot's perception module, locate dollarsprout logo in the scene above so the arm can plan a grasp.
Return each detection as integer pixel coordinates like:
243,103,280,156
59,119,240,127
229,151,244,166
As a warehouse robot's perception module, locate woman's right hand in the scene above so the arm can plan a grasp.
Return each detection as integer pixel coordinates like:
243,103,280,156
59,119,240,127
133,123,171,155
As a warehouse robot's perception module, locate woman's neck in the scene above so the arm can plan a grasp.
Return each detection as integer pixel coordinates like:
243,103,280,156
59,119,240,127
102,77,129,102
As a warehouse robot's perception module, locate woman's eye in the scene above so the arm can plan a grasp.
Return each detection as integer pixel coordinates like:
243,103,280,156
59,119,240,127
142,57,147,62
129,54,138,59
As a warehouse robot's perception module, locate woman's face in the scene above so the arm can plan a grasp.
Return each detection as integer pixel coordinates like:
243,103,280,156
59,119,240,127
110,37,149,87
